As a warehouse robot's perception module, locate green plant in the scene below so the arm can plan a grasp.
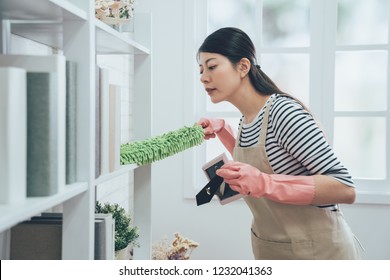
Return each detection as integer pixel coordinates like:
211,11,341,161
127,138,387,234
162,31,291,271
95,201,139,251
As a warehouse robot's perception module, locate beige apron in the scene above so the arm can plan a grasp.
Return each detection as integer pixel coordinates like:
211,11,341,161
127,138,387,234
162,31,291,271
233,95,362,260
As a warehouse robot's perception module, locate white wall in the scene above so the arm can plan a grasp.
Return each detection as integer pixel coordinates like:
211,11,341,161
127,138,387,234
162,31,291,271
137,0,390,260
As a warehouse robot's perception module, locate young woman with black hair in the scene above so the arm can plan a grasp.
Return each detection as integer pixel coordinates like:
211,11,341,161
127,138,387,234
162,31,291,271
197,27,362,259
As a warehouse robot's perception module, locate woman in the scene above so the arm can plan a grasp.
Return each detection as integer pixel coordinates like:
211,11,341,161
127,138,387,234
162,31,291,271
197,27,362,259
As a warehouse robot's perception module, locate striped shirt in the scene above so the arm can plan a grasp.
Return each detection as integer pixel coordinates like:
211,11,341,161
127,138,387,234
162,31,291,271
238,94,355,210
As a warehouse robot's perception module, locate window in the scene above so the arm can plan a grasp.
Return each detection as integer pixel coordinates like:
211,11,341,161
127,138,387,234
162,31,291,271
333,0,389,186
185,0,390,200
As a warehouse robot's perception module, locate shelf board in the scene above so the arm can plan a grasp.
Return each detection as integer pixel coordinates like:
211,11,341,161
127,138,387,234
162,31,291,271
10,19,151,55
1,0,87,50
0,182,88,232
11,21,63,50
95,164,138,185
0,0,87,21
95,19,150,55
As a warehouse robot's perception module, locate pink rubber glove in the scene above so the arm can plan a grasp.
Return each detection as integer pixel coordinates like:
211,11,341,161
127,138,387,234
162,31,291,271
216,161,315,205
198,118,235,156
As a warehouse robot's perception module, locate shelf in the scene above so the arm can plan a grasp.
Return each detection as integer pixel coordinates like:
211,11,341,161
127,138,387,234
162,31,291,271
0,0,87,50
10,21,64,50
0,0,87,21
95,19,150,55
95,164,138,185
0,1,152,258
0,182,88,232
2,6,149,56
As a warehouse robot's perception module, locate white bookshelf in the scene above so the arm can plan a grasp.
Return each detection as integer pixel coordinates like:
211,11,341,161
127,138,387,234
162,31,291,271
0,0,152,259
95,164,138,186
0,183,88,232
95,19,150,54
0,0,87,21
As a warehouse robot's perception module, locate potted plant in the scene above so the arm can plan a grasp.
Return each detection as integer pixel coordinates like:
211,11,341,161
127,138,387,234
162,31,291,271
95,201,139,259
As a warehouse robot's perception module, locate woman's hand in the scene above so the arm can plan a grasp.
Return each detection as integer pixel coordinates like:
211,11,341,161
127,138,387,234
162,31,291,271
216,161,265,197
197,118,235,156
197,118,225,140
216,161,316,205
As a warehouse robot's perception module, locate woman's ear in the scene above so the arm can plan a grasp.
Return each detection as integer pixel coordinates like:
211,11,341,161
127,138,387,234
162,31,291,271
238,58,251,78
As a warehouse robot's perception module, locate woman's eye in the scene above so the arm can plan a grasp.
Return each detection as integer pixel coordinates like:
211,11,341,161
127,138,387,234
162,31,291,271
199,65,216,74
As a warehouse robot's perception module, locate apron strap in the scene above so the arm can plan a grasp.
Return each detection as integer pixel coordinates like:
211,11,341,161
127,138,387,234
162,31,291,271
235,117,244,148
234,94,276,148
258,94,276,146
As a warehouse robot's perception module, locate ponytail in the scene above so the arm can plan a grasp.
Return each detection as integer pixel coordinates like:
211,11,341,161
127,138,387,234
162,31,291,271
249,63,320,126
249,64,285,96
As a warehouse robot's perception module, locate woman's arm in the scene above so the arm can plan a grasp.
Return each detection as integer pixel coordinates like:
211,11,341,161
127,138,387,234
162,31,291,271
270,97,357,205
312,175,356,205
216,122,236,156
216,162,356,206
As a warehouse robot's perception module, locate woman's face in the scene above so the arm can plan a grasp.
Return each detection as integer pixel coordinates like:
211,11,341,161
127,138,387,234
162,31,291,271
199,52,242,104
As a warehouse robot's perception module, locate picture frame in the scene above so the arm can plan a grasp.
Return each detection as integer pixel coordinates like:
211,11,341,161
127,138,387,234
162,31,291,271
201,153,244,205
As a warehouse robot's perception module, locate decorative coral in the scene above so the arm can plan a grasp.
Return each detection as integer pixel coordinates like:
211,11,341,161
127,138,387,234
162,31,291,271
152,233,199,260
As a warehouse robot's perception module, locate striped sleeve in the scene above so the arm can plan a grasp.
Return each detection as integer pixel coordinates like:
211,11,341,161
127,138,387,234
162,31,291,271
269,96,355,188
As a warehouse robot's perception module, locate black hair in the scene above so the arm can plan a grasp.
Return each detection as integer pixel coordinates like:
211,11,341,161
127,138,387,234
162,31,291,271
197,27,316,115
197,27,286,96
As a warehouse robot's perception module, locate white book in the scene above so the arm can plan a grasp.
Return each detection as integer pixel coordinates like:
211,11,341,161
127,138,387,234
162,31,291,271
0,67,27,203
95,66,101,179
99,67,110,175
109,84,121,172
0,55,66,193
66,61,77,184
95,213,115,260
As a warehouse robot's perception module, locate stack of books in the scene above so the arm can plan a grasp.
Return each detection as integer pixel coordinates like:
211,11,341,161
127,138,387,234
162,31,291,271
10,212,115,260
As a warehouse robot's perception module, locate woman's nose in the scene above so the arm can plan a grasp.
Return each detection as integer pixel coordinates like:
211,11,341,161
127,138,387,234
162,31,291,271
200,72,209,84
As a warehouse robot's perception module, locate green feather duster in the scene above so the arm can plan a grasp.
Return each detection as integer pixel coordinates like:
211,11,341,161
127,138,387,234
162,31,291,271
120,123,204,166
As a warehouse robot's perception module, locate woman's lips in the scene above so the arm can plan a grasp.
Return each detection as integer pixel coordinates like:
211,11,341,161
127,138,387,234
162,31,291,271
206,88,216,95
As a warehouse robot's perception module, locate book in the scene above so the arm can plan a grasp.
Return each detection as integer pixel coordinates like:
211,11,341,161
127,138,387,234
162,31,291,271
0,230,11,259
26,72,59,196
11,213,115,260
94,219,106,259
65,61,77,184
95,66,101,179
95,213,115,260
0,55,66,195
109,84,121,172
10,219,63,260
99,67,110,176
0,67,27,204
46,212,114,260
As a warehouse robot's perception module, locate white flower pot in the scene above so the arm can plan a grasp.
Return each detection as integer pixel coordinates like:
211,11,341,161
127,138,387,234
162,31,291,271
115,244,133,260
